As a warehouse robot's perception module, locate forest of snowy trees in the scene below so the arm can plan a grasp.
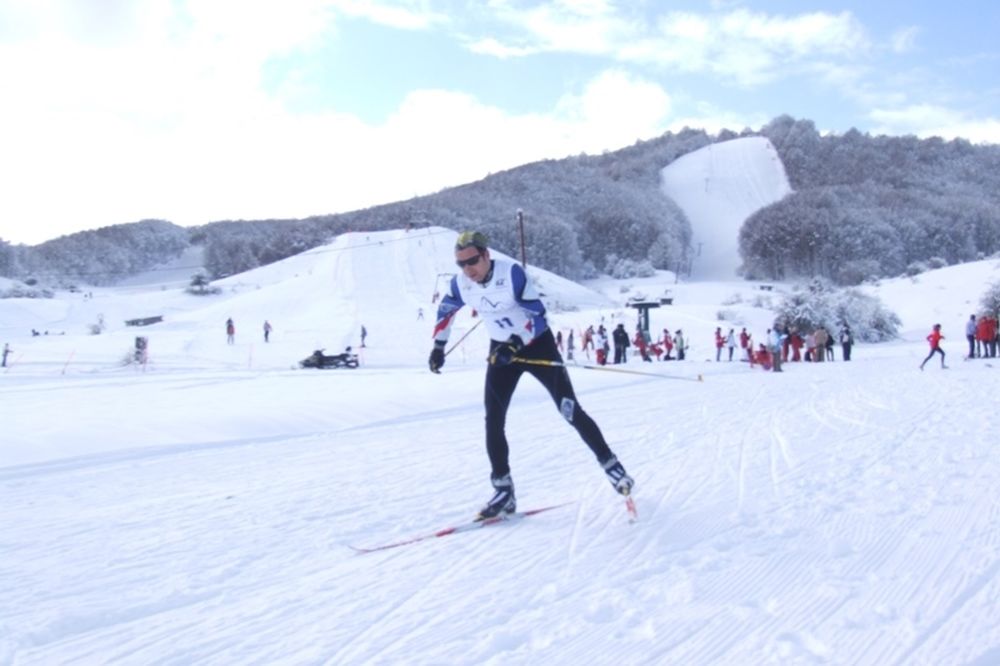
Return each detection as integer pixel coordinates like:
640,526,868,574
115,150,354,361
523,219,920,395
2,115,999,287
744,116,1000,284
1,220,190,287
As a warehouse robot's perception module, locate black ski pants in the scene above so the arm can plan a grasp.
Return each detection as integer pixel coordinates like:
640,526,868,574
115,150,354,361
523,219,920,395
484,329,613,479
921,346,945,368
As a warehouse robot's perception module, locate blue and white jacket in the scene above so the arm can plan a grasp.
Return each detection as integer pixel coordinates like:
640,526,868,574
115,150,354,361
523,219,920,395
433,258,548,345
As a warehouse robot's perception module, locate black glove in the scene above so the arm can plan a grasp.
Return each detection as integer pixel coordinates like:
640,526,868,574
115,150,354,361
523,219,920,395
429,341,446,373
490,335,524,366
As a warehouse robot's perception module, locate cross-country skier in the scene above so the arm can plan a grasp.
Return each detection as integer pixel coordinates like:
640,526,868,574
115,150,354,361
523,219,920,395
428,231,634,520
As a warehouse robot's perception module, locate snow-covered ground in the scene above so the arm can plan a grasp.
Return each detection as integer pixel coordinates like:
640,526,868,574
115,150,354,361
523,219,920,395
2,227,999,665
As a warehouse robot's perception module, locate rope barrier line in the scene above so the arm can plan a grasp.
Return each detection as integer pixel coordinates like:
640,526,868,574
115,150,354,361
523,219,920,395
512,356,703,382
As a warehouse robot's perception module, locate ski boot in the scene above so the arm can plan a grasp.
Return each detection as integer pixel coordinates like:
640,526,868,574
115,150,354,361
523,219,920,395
602,455,634,496
476,474,516,521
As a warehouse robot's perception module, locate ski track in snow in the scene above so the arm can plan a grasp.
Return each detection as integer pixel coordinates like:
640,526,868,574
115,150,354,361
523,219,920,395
3,359,1000,664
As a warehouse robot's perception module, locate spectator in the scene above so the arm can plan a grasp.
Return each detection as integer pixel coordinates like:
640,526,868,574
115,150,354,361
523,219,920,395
753,343,773,370
726,328,736,361
739,327,750,361
770,326,786,372
814,327,829,362
633,328,652,362
595,327,609,365
839,325,854,361
581,325,595,357
789,327,804,362
226,318,235,345
714,327,724,362
966,314,977,359
612,323,630,364
263,320,273,343
662,328,674,361
976,315,988,359
977,315,996,359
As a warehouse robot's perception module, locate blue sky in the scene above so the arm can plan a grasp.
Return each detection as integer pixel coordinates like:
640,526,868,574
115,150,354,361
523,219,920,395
1,0,998,245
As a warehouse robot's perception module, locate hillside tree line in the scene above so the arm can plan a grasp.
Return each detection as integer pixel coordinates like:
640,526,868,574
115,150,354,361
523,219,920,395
3,116,999,288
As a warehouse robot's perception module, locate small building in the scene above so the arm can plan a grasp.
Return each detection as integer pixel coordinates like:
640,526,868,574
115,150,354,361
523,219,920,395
125,316,164,327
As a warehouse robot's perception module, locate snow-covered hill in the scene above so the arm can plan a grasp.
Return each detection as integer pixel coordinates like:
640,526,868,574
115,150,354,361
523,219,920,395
2,230,1000,665
661,137,792,280
862,260,1000,339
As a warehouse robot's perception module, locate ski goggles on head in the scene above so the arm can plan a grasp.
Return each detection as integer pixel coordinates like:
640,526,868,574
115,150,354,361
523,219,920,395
456,252,484,268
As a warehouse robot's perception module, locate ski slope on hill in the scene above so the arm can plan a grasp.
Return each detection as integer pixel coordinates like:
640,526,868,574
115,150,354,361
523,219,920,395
661,137,792,281
2,230,1000,665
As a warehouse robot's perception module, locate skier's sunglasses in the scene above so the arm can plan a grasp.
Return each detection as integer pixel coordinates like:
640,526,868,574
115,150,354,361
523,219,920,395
456,251,484,268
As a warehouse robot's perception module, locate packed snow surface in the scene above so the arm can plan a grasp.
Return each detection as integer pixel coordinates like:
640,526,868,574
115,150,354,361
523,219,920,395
661,136,792,280
2,228,999,665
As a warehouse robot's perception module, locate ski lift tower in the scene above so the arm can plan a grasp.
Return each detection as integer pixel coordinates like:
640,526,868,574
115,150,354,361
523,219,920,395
627,297,661,340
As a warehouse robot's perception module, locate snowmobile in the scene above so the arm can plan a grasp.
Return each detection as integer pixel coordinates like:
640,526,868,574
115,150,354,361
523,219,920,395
300,347,359,369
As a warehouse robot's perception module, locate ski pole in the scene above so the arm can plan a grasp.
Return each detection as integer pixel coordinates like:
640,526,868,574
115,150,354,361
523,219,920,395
445,320,482,356
61,349,76,375
512,356,703,382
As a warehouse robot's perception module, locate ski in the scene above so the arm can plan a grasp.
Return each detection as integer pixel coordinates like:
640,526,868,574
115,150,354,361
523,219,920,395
349,502,573,554
624,493,638,523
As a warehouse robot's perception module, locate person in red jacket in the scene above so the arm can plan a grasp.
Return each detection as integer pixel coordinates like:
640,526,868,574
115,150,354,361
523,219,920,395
739,327,750,361
976,316,989,359
714,327,724,361
662,328,674,360
977,315,997,358
919,323,947,370
789,328,804,361
633,329,652,362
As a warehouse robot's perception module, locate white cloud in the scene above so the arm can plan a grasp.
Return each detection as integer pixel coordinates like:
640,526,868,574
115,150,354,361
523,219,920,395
555,69,672,145
330,0,449,31
468,6,869,87
870,105,1000,144
484,0,636,57
720,10,866,57
651,9,868,85
465,36,538,58
0,0,345,243
890,26,920,54
308,70,675,209
0,24,681,245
